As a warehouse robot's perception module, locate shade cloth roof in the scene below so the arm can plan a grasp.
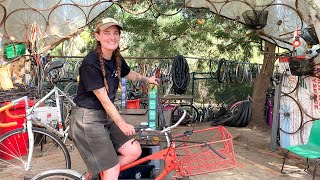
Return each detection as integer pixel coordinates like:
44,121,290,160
0,0,319,53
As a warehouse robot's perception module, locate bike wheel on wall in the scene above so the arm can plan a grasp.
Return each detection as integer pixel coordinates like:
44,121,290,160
219,0,254,23
48,4,87,37
279,94,303,134
71,0,100,7
261,4,303,42
216,58,227,83
4,8,47,43
23,0,60,11
295,0,312,25
152,0,186,16
117,0,152,15
296,76,320,120
245,0,275,7
0,4,5,28
278,60,299,95
88,1,113,21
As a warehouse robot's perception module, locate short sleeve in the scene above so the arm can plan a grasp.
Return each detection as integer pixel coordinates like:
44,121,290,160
80,63,104,91
121,58,131,77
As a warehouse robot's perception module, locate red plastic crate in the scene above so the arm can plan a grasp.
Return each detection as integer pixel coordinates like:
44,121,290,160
174,126,237,177
0,100,34,160
127,99,140,109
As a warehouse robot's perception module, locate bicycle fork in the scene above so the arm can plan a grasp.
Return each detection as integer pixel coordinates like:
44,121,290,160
25,117,34,171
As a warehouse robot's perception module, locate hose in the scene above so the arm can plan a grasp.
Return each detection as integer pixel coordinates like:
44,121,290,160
171,55,190,95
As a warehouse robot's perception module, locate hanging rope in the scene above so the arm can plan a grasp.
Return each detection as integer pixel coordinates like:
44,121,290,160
171,55,190,95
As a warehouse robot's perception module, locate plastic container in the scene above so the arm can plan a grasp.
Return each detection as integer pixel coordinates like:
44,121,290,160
31,107,59,127
4,43,26,59
127,99,140,109
0,100,34,160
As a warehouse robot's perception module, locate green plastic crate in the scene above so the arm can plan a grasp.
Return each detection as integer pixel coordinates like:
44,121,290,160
4,43,26,59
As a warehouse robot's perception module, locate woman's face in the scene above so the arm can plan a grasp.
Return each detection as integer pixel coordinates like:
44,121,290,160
95,25,120,52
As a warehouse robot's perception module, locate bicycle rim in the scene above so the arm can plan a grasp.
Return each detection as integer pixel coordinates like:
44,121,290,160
279,95,303,134
0,127,71,180
31,169,83,180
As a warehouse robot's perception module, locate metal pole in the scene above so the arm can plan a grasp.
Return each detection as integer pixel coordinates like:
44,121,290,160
271,75,282,152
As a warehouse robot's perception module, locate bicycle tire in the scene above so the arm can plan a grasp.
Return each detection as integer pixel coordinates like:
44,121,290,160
279,94,303,134
216,58,226,83
0,127,71,180
31,169,83,180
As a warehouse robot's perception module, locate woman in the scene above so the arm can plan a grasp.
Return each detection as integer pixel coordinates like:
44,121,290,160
70,17,158,179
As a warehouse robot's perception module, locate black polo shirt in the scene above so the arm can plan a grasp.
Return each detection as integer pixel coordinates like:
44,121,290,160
74,50,130,110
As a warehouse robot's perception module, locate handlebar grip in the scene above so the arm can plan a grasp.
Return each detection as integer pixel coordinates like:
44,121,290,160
5,109,25,119
0,122,18,128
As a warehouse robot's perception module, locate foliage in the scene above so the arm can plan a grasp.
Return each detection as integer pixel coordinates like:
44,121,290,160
53,4,261,105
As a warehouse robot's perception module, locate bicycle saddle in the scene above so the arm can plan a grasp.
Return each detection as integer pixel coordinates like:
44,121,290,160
44,60,64,74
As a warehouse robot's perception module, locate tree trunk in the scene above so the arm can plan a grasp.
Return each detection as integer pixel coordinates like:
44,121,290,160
249,41,276,131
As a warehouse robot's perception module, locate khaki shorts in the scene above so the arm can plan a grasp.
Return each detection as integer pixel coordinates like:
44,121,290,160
70,106,129,173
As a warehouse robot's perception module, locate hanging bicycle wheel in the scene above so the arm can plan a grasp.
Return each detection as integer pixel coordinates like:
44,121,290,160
279,60,299,95
245,0,275,7
0,4,6,28
281,72,299,95
219,0,254,23
216,58,227,83
152,0,186,16
4,8,47,43
117,0,152,15
261,4,303,41
70,0,100,7
279,94,303,134
88,1,113,21
296,76,320,120
295,0,312,25
23,0,60,11
48,4,87,37
0,127,71,180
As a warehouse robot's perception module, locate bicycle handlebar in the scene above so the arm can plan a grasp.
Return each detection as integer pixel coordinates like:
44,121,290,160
0,96,28,127
0,102,19,128
140,108,187,134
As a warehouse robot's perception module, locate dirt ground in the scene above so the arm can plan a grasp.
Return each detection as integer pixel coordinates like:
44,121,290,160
68,121,317,180
176,122,317,180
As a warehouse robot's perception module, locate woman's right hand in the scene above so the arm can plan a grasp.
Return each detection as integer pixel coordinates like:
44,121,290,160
116,121,136,136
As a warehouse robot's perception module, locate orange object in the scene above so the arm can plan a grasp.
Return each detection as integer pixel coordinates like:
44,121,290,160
127,99,140,109
292,27,301,48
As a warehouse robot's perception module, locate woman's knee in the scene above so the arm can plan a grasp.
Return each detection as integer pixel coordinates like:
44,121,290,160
119,139,142,158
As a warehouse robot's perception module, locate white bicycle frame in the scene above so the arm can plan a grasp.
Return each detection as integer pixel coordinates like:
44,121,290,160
8,86,75,171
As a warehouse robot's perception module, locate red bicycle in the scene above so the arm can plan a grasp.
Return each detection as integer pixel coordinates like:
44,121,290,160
30,107,237,180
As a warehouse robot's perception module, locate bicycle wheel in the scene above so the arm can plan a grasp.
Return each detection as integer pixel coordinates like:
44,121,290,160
4,8,48,43
261,4,303,41
216,59,226,83
88,1,113,21
71,0,100,7
219,0,254,23
0,4,6,28
171,104,199,125
279,95,303,134
31,169,83,180
48,4,87,37
152,0,185,16
0,127,71,180
295,0,312,25
118,0,152,15
246,0,275,7
296,76,320,120
23,0,60,11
